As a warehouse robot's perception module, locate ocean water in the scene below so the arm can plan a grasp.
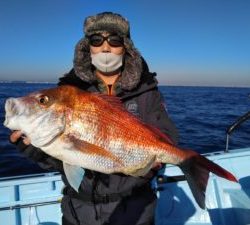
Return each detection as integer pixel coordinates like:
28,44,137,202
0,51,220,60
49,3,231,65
0,83,249,177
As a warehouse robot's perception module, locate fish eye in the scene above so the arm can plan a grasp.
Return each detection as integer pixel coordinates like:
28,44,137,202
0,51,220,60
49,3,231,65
39,95,49,104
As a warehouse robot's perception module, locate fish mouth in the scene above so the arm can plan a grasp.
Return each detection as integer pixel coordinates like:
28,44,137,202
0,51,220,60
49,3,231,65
5,98,18,115
4,98,22,128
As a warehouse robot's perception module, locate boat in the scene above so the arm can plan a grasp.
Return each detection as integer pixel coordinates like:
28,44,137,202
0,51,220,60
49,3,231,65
0,172,63,225
0,112,249,225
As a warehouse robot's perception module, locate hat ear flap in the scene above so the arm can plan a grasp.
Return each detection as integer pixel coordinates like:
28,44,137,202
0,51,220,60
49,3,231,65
120,38,143,90
73,38,96,83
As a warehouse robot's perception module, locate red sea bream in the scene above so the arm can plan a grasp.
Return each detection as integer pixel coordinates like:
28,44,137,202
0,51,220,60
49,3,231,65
4,85,237,209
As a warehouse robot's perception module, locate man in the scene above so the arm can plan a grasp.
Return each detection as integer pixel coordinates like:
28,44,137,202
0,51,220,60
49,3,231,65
10,12,178,225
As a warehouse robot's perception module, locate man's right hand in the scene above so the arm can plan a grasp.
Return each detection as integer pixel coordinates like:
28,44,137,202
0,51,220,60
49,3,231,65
10,130,31,145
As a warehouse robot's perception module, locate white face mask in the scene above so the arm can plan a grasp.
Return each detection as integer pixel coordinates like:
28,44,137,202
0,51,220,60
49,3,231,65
91,52,123,73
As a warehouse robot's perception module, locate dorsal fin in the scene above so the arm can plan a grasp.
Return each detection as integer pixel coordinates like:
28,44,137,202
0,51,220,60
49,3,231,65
93,92,174,146
145,124,174,145
94,93,126,111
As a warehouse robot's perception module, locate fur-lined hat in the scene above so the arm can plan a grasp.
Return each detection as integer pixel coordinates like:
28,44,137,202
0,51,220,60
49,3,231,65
73,12,143,91
84,12,130,38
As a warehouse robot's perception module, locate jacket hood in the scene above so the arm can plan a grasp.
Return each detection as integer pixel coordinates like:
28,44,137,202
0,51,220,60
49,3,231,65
73,37,143,91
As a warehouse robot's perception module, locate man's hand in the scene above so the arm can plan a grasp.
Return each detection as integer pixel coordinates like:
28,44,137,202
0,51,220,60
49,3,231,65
144,162,163,179
151,162,163,171
10,130,31,145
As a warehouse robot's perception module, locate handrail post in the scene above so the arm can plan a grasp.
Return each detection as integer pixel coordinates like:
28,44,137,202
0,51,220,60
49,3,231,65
225,111,250,152
225,134,230,152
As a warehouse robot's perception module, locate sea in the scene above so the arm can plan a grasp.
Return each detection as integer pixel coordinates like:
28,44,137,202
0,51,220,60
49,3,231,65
0,82,249,177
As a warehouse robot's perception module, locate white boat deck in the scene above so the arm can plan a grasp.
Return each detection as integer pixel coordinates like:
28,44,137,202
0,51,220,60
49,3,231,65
0,148,250,225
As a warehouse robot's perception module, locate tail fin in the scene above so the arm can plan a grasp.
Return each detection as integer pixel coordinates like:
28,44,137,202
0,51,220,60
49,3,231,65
179,150,237,209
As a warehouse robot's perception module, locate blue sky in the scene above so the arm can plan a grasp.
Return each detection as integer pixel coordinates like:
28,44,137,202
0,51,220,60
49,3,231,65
0,0,249,86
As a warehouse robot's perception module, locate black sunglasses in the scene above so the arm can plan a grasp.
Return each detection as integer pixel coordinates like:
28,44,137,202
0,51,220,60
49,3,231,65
88,34,124,47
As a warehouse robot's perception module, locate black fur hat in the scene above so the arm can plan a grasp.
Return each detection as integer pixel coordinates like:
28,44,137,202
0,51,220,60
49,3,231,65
73,12,143,91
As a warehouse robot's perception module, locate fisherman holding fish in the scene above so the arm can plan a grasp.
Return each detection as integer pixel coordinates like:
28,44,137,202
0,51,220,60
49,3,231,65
6,11,238,225
9,12,179,225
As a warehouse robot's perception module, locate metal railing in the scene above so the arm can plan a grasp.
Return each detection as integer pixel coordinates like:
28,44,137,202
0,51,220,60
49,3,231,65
225,111,250,152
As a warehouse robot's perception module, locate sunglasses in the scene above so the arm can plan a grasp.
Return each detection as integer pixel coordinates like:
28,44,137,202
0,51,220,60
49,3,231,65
88,34,124,47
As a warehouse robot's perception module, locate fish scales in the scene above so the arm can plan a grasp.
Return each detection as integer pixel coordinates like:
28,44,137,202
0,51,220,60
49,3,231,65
68,102,163,170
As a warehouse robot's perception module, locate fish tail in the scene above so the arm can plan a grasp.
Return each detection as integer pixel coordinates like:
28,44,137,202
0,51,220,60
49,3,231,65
179,150,238,209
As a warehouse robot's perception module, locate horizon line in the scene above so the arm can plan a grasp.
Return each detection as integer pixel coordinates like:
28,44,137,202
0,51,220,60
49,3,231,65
0,80,250,88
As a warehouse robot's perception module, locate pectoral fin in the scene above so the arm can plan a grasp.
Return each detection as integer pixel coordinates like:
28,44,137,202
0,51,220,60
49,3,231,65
66,134,123,166
63,162,85,192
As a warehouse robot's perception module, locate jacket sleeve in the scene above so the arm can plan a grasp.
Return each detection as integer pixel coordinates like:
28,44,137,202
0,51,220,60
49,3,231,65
15,138,63,172
141,88,179,145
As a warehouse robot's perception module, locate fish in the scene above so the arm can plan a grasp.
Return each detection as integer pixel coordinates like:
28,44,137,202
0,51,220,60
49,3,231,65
4,85,237,209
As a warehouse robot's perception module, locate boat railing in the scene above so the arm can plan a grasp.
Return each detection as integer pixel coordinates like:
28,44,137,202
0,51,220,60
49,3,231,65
156,111,250,186
0,199,61,211
225,110,250,152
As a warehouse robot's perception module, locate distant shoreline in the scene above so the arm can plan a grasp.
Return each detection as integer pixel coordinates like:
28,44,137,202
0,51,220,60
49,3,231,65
0,80,249,88
0,81,57,84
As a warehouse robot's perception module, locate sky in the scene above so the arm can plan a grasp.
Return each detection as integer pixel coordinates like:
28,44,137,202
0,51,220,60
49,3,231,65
0,0,250,87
